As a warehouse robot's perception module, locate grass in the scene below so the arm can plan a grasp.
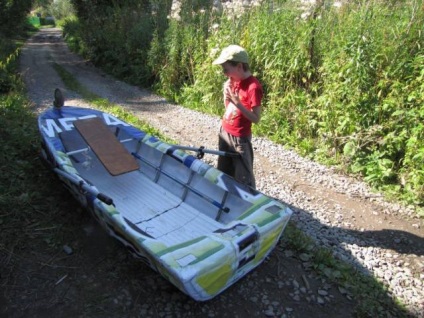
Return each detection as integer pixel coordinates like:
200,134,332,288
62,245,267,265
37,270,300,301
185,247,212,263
0,90,80,260
1,25,77,297
51,59,412,318
0,36,413,316
61,0,424,212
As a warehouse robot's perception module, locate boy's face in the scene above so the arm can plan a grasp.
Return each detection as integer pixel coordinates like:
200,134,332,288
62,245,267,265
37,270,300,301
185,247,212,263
221,61,242,81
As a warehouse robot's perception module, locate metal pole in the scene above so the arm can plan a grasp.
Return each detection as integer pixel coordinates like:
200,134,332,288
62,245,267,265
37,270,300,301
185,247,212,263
171,145,240,158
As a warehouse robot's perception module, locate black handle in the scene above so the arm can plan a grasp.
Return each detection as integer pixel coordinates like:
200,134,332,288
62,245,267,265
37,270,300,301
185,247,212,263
97,193,114,205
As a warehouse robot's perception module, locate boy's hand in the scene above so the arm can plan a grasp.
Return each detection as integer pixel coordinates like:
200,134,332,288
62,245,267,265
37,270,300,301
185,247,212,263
225,87,240,106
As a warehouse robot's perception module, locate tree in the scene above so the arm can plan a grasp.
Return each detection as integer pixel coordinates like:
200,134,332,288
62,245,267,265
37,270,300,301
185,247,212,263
50,0,75,19
0,0,33,36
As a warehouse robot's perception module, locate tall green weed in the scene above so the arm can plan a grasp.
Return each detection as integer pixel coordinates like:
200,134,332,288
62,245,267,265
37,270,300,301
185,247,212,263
149,0,216,99
62,3,157,86
0,39,20,93
62,0,424,210
177,0,424,208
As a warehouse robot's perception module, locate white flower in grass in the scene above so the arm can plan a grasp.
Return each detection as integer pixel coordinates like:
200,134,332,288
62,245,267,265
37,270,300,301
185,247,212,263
210,48,219,58
301,11,311,20
301,0,317,5
209,24,220,33
170,0,182,20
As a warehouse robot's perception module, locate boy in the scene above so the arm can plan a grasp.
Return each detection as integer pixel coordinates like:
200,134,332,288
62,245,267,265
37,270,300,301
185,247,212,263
212,45,263,189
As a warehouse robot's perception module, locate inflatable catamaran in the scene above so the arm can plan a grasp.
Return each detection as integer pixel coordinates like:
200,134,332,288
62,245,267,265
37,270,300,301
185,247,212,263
38,89,292,301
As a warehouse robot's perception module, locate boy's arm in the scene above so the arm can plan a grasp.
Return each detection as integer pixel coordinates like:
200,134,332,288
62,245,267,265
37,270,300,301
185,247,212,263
233,102,261,123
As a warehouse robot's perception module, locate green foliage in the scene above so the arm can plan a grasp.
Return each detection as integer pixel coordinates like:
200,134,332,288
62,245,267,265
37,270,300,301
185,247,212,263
64,1,157,86
63,0,424,210
0,0,32,37
0,5,418,316
0,93,44,237
149,0,217,100
0,30,65,251
61,15,84,53
0,36,22,93
49,0,75,20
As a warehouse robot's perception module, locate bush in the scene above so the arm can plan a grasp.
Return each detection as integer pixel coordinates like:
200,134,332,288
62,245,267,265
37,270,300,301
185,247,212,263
0,37,20,93
62,0,424,209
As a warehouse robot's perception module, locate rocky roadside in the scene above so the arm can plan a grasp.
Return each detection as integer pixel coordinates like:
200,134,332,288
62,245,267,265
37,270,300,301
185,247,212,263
19,28,424,317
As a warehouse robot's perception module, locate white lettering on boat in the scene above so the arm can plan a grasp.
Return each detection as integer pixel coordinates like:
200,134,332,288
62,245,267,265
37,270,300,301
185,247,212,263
41,113,130,137
59,115,96,131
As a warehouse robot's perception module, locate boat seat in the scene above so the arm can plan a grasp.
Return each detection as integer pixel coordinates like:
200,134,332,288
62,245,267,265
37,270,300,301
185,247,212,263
73,117,139,176
59,128,86,152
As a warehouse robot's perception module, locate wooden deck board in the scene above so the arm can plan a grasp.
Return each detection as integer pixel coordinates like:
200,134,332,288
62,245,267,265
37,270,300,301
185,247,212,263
73,118,139,176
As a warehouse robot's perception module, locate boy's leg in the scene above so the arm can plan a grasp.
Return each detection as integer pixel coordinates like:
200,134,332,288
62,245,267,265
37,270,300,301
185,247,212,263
218,129,235,177
234,136,256,188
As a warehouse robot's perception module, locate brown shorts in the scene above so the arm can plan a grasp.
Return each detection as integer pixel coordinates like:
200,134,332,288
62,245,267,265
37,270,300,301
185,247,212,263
217,127,256,189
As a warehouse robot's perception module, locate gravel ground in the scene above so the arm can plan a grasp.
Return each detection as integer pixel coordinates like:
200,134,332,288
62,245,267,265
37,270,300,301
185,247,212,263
16,28,424,317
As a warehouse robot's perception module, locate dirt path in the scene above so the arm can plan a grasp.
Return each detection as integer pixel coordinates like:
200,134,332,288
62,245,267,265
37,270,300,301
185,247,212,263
7,27,423,317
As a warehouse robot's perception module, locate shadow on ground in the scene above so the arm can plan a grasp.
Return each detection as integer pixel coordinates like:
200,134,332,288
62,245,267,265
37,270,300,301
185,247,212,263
0,111,416,318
